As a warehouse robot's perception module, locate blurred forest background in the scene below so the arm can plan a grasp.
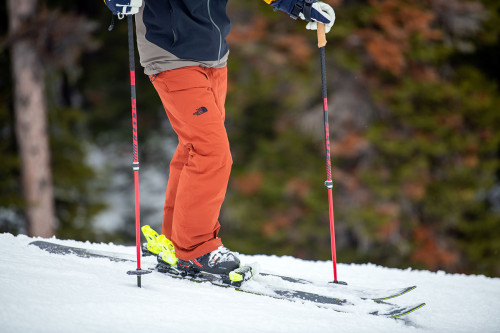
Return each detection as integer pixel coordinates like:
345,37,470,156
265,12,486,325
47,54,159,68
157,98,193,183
1,0,499,277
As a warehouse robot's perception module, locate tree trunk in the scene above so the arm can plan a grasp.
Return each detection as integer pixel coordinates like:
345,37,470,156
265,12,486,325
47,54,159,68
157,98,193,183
8,0,55,237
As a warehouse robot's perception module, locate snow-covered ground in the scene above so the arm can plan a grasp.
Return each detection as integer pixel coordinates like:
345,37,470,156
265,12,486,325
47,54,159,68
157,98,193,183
0,233,499,333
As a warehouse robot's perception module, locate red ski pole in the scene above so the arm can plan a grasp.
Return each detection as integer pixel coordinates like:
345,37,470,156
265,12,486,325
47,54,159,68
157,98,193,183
317,23,346,285
125,14,151,287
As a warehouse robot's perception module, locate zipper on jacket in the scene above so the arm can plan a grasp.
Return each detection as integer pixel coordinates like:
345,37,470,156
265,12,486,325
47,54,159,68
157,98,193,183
207,0,222,64
168,1,177,45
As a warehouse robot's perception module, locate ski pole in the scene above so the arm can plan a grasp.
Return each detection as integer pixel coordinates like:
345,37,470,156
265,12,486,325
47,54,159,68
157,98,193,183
317,23,345,285
124,14,151,287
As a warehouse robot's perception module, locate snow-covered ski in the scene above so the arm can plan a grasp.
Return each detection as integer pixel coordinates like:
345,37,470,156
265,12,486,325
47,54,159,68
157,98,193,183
153,260,425,319
29,240,425,318
259,273,416,301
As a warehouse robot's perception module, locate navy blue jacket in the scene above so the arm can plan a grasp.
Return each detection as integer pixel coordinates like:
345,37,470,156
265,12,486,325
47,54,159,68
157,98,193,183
136,0,232,74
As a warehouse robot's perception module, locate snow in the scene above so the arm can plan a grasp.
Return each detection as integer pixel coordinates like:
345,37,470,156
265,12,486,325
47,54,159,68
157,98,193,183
1,233,499,333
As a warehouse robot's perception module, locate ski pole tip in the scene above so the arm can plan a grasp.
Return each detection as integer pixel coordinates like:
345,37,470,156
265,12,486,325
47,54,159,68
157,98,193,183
329,280,348,286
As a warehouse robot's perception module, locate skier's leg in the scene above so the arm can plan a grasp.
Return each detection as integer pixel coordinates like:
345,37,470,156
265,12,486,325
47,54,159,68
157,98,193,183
151,66,231,261
161,142,188,238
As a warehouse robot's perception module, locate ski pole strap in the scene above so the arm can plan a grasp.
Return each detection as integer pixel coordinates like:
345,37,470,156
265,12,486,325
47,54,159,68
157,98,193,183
303,0,313,21
289,2,302,20
289,0,314,20
317,22,327,48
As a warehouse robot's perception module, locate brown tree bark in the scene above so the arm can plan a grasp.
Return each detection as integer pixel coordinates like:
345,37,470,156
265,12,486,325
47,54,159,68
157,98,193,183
7,0,55,237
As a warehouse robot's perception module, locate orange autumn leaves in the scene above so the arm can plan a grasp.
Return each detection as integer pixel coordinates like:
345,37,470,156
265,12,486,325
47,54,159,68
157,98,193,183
358,0,442,75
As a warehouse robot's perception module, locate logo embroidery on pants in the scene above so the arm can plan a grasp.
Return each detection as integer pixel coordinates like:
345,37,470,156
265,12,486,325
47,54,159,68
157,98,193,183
193,106,208,116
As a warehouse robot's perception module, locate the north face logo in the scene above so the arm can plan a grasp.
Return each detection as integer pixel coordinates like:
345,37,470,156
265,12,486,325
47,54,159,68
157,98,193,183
193,106,208,116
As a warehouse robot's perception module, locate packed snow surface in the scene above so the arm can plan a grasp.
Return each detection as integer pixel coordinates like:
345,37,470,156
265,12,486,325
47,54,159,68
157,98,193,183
1,233,499,333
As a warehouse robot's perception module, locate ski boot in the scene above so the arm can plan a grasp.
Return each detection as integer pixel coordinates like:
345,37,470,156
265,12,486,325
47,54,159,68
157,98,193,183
143,225,252,286
176,246,252,286
177,246,240,275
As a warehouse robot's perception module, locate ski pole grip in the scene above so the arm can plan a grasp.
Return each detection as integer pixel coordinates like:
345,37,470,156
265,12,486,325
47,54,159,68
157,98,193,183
317,23,327,48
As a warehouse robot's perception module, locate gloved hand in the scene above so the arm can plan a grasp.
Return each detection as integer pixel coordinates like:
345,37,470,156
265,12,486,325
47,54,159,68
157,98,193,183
104,0,143,16
301,1,335,33
270,0,336,33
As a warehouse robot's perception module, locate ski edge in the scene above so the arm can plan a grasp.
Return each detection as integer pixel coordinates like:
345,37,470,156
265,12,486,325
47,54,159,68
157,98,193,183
389,302,426,319
372,285,417,301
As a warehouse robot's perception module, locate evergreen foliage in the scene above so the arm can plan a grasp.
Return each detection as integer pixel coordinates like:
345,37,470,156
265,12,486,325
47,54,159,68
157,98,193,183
340,0,500,275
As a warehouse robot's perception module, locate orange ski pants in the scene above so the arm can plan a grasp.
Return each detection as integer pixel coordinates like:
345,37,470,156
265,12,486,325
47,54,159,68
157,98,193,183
150,66,231,260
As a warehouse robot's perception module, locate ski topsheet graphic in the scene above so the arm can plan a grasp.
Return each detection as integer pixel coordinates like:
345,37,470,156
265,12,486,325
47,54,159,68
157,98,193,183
29,240,425,318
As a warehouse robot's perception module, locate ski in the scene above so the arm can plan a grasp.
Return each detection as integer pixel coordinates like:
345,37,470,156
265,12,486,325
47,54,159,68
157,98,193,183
29,240,425,318
30,240,415,301
30,240,134,262
259,273,416,301
153,261,425,318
